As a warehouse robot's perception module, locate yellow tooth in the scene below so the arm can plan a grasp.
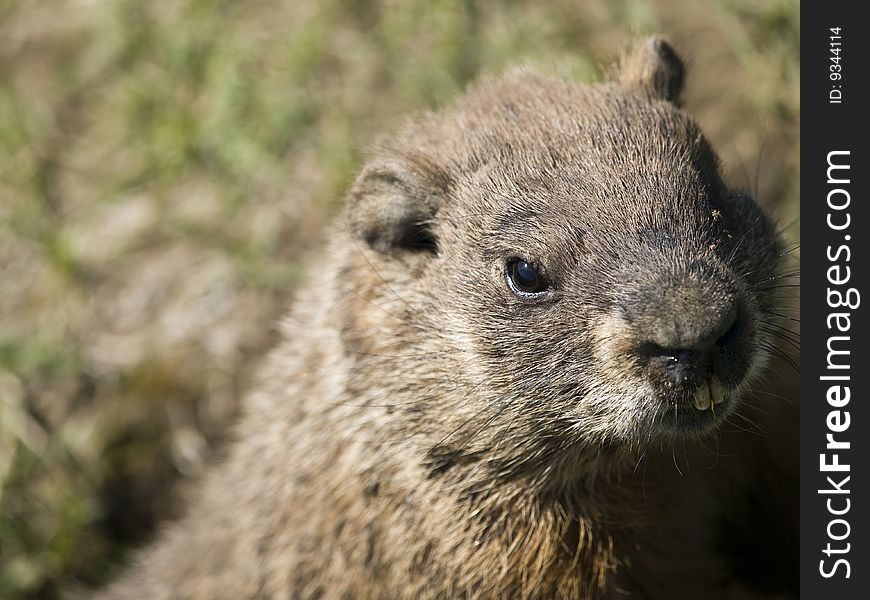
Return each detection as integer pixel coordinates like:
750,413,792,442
692,381,711,411
710,376,727,405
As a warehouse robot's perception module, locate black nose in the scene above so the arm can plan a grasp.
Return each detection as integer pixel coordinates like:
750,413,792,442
643,298,736,348
640,333,736,386
637,313,740,386
626,279,742,384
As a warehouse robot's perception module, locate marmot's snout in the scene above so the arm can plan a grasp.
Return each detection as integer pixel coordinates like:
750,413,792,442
616,262,755,419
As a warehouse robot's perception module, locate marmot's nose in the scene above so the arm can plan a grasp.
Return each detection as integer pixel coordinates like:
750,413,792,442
643,301,737,355
637,306,738,385
625,277,742,384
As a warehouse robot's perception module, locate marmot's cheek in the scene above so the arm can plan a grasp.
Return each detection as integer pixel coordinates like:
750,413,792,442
578,381,660,443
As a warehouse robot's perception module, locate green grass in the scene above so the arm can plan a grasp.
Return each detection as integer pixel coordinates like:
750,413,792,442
0,0,798,597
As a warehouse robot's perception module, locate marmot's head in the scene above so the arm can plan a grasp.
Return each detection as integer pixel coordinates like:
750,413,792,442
343,37,786,474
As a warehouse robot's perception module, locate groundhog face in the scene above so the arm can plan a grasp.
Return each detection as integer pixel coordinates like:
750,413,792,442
346,38,785,461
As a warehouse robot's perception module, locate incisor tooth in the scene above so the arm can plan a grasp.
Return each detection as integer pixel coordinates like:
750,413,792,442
692,381,712,411
710,376,727,405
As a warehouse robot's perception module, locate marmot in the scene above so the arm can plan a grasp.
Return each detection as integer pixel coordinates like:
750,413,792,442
101,37,798,599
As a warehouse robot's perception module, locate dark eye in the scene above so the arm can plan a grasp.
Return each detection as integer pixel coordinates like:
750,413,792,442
506,259,550,296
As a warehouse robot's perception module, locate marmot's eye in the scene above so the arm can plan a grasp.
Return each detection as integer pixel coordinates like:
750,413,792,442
506,259,550,296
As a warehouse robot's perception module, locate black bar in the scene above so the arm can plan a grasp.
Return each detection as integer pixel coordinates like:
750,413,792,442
801,2,869,597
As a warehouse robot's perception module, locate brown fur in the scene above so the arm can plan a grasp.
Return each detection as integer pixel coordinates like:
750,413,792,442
100,37,798,599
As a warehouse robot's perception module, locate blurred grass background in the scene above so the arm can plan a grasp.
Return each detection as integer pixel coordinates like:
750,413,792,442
0,0,798,597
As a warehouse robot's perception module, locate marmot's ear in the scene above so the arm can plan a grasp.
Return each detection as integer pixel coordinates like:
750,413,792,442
345,158,446,255
617,36,685,104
